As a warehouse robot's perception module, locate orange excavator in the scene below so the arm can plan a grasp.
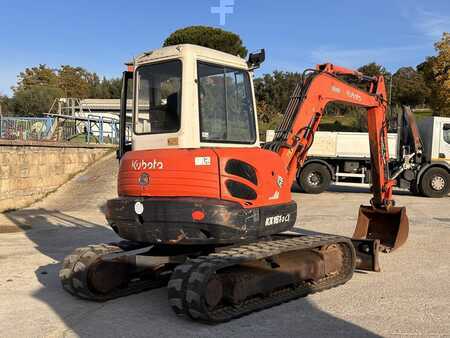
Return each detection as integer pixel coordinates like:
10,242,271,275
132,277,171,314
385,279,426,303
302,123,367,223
59,44,409,323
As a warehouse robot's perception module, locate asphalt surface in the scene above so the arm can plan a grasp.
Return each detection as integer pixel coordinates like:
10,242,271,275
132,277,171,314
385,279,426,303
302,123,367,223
0,153,449,338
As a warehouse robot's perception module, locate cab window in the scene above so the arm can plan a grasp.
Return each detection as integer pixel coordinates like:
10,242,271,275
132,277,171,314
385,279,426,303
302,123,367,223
134,60,181,134
197,62,256,143
444,124,450,145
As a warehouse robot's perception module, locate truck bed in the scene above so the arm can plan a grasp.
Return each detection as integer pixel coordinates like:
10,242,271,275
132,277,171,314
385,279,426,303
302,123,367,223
308,131,398,159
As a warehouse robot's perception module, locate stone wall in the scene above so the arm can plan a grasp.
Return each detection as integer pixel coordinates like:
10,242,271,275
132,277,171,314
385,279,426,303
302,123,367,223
0,140,115,212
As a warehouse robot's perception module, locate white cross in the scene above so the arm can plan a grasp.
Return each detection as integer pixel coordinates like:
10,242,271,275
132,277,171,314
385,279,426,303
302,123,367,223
211,0,234,26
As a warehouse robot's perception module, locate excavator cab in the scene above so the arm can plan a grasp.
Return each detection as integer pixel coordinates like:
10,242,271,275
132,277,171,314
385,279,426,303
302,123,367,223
119,44,260,155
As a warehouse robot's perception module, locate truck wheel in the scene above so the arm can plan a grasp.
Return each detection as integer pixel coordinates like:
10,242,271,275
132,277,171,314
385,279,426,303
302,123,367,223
297,163,331,194
419,167,450,198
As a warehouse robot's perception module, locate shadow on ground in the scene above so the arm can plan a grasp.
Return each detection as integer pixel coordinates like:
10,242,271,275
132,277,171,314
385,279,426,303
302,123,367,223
3,208,381,337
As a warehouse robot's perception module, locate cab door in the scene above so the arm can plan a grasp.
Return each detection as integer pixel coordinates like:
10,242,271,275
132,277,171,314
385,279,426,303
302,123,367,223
439,122,450,164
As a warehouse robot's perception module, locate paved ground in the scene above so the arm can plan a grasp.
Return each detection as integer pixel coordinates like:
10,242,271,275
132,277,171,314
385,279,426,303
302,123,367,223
0,154,449,338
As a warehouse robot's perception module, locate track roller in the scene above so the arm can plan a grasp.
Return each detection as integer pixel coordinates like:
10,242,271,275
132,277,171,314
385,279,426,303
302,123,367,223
59,242,171,301
168,234,355,323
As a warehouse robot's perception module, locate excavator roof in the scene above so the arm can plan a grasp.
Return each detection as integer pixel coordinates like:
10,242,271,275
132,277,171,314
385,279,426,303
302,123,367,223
133,44,249,70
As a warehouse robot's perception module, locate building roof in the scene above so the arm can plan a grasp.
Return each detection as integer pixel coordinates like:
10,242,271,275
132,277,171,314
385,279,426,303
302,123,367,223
79,99,132,111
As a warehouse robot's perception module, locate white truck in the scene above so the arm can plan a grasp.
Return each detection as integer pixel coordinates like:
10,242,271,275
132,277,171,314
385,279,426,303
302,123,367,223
266,113,450,197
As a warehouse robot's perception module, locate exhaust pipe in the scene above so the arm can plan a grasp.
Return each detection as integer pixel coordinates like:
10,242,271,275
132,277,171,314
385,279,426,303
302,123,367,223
353,205,409,253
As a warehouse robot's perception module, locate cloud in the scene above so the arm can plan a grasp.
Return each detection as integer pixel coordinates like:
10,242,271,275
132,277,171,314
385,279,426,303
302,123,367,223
415,9,449,38
402,6,450,38
310,45,426,70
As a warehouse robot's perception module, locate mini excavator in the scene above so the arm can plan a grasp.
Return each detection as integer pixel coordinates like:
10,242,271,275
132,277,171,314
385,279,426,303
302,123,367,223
60,44,409,323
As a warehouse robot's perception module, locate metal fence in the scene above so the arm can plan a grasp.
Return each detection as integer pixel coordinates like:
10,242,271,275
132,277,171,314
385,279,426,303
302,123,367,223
0,115,131,144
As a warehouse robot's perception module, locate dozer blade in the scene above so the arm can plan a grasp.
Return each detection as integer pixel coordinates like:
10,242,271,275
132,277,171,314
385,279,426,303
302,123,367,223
353,205,409,253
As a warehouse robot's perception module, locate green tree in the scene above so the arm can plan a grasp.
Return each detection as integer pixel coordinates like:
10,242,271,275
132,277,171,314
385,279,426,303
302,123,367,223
58,65,91,98
99,77,122,99
163,26,248,57
418,33,450,116
15,64,59,91
8,63,123,116
0,94,12,114
391,67,430,107
86,72,102,97
87,75,122,99
322,63,391,129
358,62,390,77
13,86,64,116
257,100,283,140
417,57,436,88
254,71,302,113
357,62,392,100
417,56,439,109
12,64,62,116
432,32,450,116
253,71,302,135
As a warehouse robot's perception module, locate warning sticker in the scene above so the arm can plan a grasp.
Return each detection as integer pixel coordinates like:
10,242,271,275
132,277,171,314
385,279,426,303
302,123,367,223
195,157,211,166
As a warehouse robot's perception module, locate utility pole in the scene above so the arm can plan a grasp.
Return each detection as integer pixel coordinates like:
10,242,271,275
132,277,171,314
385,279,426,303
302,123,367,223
0,103,2,137
387,75,393,129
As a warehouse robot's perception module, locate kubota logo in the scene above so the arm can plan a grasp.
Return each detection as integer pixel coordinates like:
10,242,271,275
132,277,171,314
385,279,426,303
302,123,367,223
131,159,164,170
331,85,341,94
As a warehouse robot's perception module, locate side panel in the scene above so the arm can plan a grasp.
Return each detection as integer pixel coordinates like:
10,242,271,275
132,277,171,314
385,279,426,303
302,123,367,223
417,117,434,162
307,131,397,159
214,148,291,208
307,132,337,157
119,148,292,209
118,149,220,199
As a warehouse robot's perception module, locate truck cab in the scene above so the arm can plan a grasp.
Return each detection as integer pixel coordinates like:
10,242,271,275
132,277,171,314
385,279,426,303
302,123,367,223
418,117,450,165
414,116,450,197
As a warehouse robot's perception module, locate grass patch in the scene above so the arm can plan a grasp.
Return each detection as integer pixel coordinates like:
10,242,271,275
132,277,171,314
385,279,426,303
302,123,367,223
412,108,433,121
319,115,360,132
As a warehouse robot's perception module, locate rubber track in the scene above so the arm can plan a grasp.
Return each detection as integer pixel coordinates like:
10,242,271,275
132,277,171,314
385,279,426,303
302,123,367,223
59,243,169,301
167,234,355,323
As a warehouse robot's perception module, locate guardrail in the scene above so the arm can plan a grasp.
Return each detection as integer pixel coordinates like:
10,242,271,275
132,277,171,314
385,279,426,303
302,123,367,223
0,115,131,144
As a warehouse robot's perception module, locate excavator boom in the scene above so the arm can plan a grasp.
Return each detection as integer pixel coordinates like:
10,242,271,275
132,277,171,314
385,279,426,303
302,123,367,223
265,63,409,251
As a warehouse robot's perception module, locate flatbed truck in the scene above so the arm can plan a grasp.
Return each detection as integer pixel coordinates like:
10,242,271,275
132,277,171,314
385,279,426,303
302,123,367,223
267,110,450,197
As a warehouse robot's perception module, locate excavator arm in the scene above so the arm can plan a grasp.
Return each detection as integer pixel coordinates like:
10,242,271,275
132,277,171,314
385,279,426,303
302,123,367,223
265,63,409,252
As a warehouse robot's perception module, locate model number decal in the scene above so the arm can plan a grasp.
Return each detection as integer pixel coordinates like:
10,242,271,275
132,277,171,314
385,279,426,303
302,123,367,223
331,85,362,102
265,214,290,226
346,90,362,101
131,159,164,170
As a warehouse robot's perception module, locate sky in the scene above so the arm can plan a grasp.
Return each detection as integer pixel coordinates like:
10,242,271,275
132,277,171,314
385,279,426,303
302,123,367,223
0,0,449,96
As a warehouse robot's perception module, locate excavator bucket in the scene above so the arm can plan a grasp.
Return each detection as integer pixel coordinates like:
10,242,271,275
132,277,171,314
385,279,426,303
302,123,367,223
353,205,409,252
